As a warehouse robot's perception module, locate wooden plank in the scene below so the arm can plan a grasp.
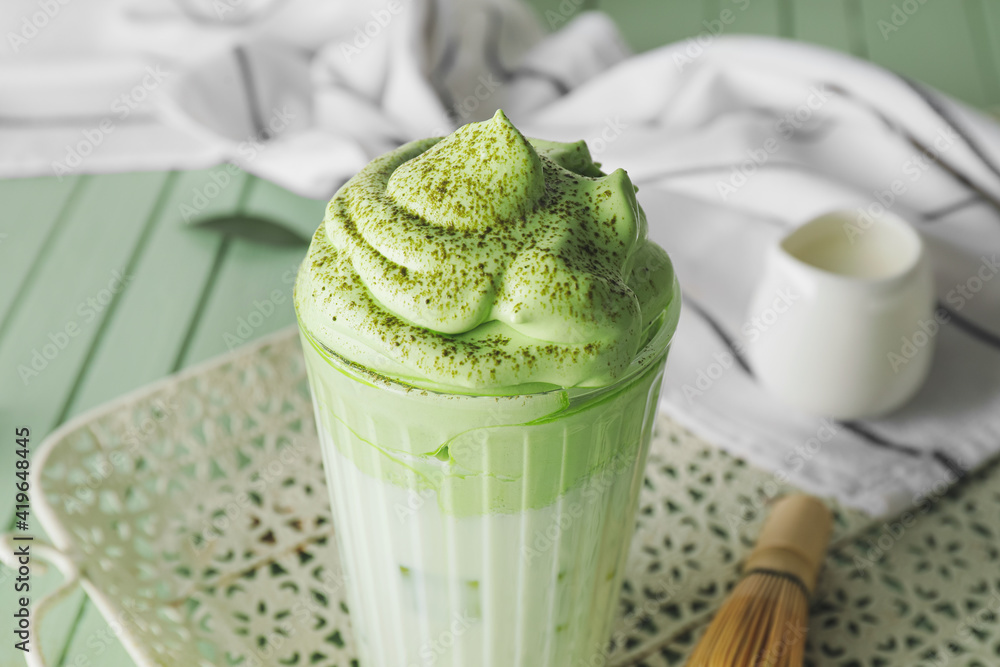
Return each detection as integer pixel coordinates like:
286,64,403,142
71,169,249,411
525,0,599,35
48,594,138,667
0,566,87,667
0,176,83,326
967,0,1000,109
587,0,783,60
843,0,870,58
27,173,320,667
172,177,309,367
702,0,782,38
596,1,706,52
776,0,795,39
0,172,171,516
0,177,87,667
0,171,172,667
793,0,860,55
32,170,253,667
858,0,987,107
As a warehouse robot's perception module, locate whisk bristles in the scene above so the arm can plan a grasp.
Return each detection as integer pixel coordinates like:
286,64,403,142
687,570,810,666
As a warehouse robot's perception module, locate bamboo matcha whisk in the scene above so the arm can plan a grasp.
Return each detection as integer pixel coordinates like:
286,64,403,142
687,494,833,667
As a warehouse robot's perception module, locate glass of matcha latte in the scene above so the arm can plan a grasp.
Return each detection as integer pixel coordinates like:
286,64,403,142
295,110,680,666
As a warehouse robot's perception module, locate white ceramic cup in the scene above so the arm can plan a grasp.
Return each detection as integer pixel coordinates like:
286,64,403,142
746,209,936,419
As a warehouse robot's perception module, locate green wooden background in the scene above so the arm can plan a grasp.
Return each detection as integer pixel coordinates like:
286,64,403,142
1,1,998,665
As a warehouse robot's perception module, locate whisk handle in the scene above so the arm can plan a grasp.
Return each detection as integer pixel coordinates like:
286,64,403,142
744,494,833,594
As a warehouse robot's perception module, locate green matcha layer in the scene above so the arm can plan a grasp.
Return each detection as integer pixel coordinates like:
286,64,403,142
302,326,670,516
295,110,676,394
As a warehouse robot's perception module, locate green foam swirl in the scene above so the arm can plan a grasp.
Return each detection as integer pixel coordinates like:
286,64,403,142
295,110,675,392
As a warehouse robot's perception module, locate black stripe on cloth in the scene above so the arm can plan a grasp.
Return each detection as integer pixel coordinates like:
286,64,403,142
483,8,514,80
514,67,571,96
432,35,461,83
836,421,921,457
836,425,967,481
904,134,996,206
901,75,1000,183
937,302,1000,351
922,196,983,221
430,35,461,124
824,80,1000,215
683,294,753,375
932,450,969,481
484,7,572,95
234,46,269,140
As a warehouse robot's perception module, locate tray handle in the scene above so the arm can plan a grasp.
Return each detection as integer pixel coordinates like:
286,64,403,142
0,533,81,667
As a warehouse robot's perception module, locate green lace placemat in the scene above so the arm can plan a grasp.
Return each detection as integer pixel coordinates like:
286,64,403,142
3,328,996,666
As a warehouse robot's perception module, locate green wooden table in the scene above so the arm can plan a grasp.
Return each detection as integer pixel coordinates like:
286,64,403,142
1,2,998,665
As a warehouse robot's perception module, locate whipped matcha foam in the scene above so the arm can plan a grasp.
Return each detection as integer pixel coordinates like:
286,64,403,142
295,110,676,392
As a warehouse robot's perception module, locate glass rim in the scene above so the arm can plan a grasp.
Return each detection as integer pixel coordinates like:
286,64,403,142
297,276,681,403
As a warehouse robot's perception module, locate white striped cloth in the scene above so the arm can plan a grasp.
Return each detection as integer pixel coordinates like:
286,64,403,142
3,0,1000,517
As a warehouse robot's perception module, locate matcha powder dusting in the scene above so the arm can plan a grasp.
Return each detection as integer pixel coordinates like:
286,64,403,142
294,109,677,392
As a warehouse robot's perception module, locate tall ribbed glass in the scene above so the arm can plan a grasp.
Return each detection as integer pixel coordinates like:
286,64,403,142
297,286,678,666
